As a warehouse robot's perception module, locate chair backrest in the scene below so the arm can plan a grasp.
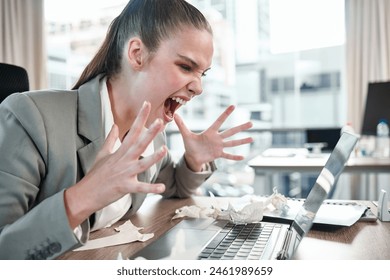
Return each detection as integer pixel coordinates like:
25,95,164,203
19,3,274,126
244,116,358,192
0,63,30,103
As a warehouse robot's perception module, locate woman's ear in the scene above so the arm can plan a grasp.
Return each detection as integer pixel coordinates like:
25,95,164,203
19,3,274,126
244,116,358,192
126,37,144,70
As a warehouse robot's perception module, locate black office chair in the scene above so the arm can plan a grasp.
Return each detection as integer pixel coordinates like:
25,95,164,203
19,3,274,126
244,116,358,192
0,62,30,103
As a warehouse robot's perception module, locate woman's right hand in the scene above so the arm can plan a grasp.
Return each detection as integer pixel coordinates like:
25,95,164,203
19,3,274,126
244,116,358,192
64,102,167,229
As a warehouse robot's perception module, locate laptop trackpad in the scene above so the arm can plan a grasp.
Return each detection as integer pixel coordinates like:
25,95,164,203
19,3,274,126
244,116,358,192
131,219,225,260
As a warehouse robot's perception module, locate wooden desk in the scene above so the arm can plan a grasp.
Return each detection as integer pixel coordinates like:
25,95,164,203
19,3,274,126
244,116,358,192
248,154,390,196
58,195,390,260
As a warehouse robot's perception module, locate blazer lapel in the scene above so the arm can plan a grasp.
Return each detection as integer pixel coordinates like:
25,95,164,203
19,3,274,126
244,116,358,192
76,75,105,175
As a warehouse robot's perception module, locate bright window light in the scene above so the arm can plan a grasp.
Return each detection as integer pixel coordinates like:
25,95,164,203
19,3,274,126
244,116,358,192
270,0,345,53
45,0,125,21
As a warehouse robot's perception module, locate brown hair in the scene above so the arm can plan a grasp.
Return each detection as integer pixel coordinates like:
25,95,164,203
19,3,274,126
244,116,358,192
72,0,212,89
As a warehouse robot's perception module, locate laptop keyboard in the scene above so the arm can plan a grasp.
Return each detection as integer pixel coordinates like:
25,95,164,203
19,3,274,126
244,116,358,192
198,222,282,260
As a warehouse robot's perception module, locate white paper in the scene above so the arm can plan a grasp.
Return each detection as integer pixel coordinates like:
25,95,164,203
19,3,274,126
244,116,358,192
74,220,154,251
173,205,215,219
172,187,365,227
173,188,288,223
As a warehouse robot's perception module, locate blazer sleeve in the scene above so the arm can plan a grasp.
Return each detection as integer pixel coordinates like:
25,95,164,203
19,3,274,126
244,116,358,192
155,133,217,198
0,94,87,260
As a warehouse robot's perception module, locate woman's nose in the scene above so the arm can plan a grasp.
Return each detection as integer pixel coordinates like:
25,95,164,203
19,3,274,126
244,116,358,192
187,78,203,96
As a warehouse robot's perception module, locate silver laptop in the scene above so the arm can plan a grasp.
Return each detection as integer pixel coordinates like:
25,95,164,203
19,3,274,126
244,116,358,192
130,132,359,260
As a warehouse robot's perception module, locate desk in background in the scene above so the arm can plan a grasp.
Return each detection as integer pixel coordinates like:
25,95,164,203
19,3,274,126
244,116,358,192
58,195,390,260
248,151,390,198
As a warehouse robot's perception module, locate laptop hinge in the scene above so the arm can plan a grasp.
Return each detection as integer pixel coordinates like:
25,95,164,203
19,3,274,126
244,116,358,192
276,228,292,260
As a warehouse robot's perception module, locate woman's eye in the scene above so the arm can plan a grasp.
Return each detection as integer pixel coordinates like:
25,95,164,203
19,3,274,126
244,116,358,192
179,64,207,77
180,64,192,72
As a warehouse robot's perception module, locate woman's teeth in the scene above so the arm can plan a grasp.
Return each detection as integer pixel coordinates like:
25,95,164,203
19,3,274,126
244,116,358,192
171,97,187,105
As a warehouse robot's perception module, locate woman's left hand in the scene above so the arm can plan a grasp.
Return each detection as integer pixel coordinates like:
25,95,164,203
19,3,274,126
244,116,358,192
174,105,253,172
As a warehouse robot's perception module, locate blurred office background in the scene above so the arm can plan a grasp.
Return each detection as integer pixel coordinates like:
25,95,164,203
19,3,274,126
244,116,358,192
1,0,390,200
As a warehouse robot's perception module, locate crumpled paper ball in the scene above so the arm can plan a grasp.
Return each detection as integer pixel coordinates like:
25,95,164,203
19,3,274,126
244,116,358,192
172,188,289,223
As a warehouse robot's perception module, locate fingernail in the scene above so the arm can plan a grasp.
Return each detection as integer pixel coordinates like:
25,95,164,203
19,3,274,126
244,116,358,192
160,145,167,154
154,118,163,127
142,101,150,109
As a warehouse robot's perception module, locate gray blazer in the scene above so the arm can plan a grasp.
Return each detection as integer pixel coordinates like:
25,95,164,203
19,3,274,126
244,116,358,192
0,75,215,259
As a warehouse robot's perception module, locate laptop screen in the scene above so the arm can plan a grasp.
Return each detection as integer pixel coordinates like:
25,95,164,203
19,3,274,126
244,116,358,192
293,131,359,234
276,131,359,259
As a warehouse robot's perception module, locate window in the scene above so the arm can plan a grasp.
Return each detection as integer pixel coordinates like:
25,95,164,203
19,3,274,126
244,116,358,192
269,0,345,54
232,0,346,129
44,0,127,89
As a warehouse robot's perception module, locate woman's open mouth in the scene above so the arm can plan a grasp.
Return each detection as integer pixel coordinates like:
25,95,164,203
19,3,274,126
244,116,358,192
163,97,187,122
